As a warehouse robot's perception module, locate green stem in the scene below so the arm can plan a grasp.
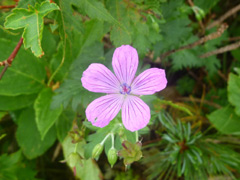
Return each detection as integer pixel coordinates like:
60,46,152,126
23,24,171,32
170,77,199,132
47,2,66,86
111,133,115,149
74,143,78,153
135,131,139,142
100,133,111,145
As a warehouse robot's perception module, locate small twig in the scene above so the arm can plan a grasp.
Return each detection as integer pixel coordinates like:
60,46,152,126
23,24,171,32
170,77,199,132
158,24,228,61
0,37,23,80
0,5,16,9
228,36,240,42
207,4,240,29
200,40,240,58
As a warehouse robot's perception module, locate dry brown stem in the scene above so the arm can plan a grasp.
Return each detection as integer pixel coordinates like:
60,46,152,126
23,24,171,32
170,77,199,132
200,40,240,58
158,24,228,61
207,4,240,29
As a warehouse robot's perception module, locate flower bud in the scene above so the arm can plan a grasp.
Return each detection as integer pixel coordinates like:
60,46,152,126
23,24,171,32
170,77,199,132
195,13,202,21
107,148,118,167
68,152,82,168
152,22,160,32
92,143,103,158
198,9,205,18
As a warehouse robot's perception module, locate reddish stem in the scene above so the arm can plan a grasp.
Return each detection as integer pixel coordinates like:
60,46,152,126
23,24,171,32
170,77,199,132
7,38,23,65
0,37,23,80
0,5,16,9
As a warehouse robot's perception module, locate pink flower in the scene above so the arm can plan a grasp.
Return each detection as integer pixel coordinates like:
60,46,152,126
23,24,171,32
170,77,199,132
81,45,167,132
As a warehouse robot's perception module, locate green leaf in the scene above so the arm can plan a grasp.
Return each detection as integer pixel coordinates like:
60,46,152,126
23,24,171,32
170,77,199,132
50,8,103,82
0,39,46,96
16,107,56,159
62,136,102,180
79,0,115,22
4,1,59,57
80,0,131,46
34,88,62,140
106,0,133,46
228,73,240,116
51,42,104,110
0,94,37,111
110,24,132,47
57,0,83,33
56,109,75,142
160,17,192,50
17,0,38,8
208,106,240,135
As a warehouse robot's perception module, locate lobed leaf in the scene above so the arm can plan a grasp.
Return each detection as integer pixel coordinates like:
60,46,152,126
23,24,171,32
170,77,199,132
4,1,59,57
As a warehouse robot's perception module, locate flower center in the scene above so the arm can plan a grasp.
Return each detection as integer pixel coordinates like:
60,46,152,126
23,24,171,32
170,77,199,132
120,83,131,95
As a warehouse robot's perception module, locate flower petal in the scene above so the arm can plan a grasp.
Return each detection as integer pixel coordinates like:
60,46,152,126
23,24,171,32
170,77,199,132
81,63,120,93
122,95,150,132
86,94,124,128
131,68,167,95
112,45,138,85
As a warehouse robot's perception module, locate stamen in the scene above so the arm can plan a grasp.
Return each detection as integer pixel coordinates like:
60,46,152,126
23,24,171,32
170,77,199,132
120,83,131,95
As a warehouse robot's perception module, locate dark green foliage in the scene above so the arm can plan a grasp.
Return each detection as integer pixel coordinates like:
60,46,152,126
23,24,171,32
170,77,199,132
0,151,38,180
143,112,240,180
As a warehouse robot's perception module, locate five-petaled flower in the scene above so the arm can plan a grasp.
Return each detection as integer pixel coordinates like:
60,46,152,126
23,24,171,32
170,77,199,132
81,45,167,132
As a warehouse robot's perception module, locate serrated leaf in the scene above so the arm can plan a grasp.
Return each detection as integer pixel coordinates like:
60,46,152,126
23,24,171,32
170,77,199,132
16,107,56,159
0,39,46,96
0,151,38,180
228,73,240,116
4,1,59,57
80,0,131,46
57,0,83,33
173,50,200,70
110,24,132,47
160,17,192,50
34,88,62,140
79,0,115,22
208,105,240,135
